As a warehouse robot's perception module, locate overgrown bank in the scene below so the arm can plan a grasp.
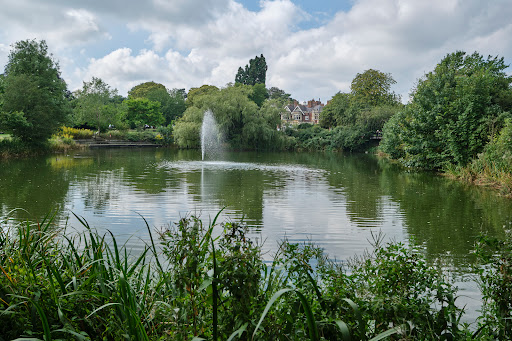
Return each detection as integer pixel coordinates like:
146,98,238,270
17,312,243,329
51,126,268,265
1,212,511,340
379,51,512,196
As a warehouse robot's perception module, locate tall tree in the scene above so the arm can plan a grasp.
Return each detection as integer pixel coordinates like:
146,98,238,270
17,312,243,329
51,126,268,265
0,39,70,144
235,54,268,86
381,51,512,169
350,69,400,107
73,77,118,132
128,81,166,99
167,88,187,123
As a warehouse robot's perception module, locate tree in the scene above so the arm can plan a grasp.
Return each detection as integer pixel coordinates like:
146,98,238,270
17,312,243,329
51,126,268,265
235,54,268,86
125,98,164,128
174,85,285,149
380,51,512,169
319,92,353,129
351,69,400,107
0,39,70,144
167,88,187,124
186,85,219,108
249,83,269,107
128,81,166,99
268,86,292,102
73,77,118,132
129,81,184,125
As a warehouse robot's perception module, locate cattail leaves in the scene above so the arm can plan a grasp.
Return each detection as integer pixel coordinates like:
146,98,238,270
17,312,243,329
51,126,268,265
0,210,483,339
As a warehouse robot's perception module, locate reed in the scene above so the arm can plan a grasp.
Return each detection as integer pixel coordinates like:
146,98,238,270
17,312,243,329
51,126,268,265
0,210,494,340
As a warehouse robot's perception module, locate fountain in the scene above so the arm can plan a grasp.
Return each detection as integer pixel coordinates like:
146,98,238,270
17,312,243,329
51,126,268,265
200,109,223,160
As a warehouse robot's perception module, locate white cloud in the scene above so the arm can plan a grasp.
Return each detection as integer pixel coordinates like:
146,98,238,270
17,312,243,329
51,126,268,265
1,0,511,102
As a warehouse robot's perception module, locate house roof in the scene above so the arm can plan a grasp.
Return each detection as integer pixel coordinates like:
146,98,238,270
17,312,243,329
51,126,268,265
284,104,295,112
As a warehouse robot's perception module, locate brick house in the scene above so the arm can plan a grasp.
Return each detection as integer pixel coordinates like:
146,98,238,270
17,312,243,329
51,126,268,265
280,99,324,126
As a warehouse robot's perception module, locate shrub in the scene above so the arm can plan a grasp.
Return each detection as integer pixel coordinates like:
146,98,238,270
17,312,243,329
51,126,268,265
475,233,512,340
60,126,94,139
157,125,173,145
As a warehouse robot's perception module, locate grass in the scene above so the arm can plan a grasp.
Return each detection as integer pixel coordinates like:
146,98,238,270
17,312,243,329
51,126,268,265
0,211,508,340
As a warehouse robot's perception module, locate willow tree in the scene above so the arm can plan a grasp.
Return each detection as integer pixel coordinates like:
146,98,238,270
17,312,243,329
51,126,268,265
174,85,284,150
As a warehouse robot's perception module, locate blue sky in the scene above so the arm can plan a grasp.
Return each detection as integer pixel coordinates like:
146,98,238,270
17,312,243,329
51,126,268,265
1,0,511,103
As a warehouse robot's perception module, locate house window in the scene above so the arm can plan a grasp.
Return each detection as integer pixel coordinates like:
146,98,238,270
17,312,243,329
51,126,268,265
305,116,309,120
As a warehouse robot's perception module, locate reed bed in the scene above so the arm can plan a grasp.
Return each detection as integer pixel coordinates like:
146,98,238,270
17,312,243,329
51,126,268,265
0,211,509,340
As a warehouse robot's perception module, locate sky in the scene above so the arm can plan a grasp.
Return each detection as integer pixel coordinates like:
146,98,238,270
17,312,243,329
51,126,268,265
1,0,511,103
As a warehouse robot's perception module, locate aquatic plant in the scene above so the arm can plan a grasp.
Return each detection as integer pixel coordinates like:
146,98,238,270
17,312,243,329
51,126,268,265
0,211,503,340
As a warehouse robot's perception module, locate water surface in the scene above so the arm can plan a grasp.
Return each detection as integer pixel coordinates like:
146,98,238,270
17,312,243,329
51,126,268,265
1,148,511,322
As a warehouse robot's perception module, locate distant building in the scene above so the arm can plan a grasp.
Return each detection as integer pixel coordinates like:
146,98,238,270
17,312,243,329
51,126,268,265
280,99,324,126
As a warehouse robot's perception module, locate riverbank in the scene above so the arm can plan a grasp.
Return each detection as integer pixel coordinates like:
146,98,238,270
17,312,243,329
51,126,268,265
1,212,509,340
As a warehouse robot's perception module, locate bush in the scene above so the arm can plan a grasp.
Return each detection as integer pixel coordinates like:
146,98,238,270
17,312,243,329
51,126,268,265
0,138,33,157
346,237,466,339
445,118,512,194
48,134,76,151
157,124,173,145
60,126,94,139
475,233,512,339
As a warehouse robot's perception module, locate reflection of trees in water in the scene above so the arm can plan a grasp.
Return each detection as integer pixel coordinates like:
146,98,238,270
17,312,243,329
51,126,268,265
188,169,267,226
377,160,511,269
79,171,124,214
3,148,510,274
323,153,384,226
0,156,70,222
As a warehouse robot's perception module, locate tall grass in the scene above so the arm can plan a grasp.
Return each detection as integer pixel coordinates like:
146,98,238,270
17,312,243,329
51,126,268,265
0,210,500,340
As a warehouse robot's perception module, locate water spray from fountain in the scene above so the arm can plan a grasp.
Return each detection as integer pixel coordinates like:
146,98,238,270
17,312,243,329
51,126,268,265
200,109,223,161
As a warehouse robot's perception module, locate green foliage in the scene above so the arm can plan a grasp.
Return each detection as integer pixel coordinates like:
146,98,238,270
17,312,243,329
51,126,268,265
318,70,401,152
123,130,159,142
249,83,269,107
445,118,512,195
0,137,32,157
186,85,220,108
0,39,70,145
167,88,187,124
128,82,186,125
128,81,166,99
174,86,287,150
320,92,352,129
350,69,401,107
3,211,510,340
156,124,173,145
125,97,164,128
381,51,512,170
475,233,512,340
347,237,466,339
72,77,120,133
173,106,203,148
235,54,268,86
268,86,292,102
158,213,263,340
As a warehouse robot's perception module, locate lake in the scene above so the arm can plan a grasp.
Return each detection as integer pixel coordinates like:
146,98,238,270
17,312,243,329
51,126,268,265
1,147,511,323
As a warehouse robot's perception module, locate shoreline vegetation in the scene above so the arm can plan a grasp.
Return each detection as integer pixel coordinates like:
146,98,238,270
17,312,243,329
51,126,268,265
0,211,511,340
1,40,511,196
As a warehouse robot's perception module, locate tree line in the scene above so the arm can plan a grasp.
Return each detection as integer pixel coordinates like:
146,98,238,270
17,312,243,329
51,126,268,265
1,39,512,190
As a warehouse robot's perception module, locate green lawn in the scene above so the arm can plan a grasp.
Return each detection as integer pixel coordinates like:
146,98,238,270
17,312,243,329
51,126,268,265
0,133,11,140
